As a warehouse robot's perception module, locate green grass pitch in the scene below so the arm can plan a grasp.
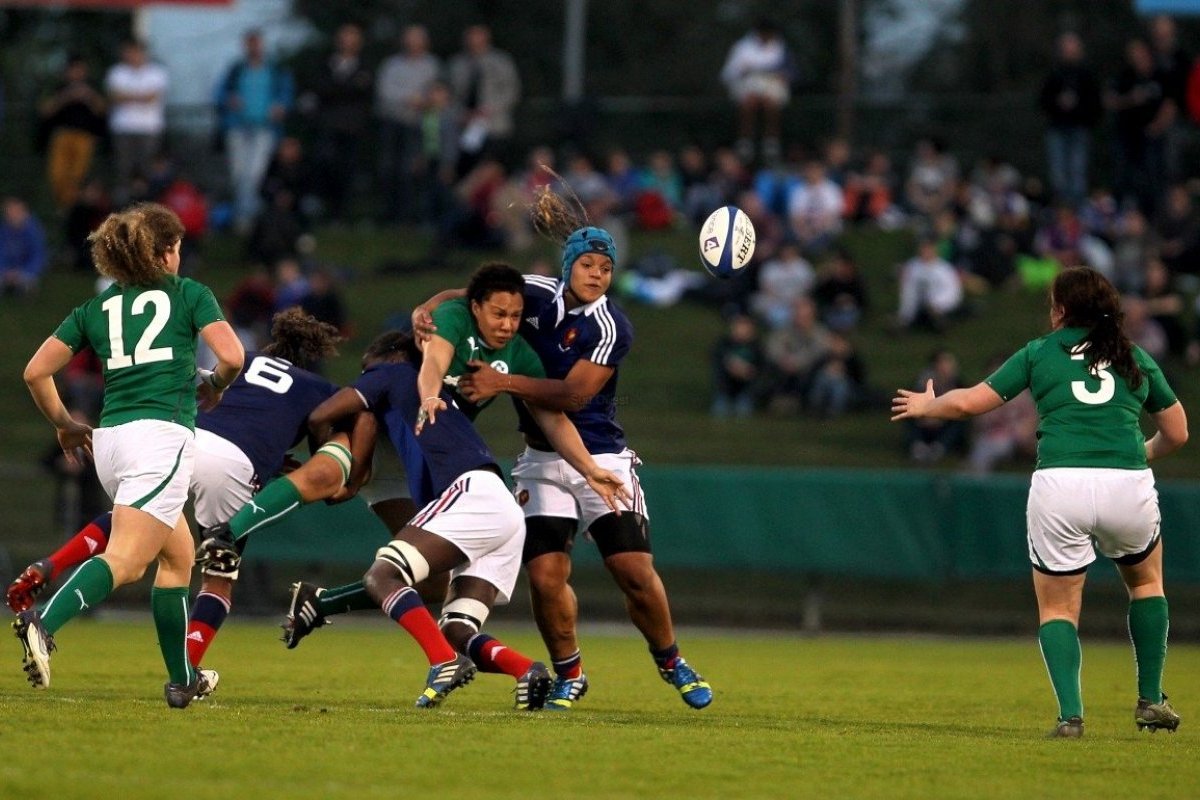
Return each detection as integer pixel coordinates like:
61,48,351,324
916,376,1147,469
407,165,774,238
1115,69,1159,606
0,620,1197,799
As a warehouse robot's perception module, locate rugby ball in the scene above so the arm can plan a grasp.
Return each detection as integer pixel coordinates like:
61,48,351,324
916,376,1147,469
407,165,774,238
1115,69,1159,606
699,205,756,278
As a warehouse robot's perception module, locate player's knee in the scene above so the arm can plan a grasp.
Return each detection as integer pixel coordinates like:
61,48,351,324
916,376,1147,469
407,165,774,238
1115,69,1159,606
362,564,389,604
439,597,490,649
103,553,146,586
605,553,657,596
526,557,570,597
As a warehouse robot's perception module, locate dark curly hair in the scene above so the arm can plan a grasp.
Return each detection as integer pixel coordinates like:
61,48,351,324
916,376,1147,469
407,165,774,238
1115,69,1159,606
466,262,525,306
363,330,422,367
88,203,185,286
1052,266,1142,390
259,307,342,370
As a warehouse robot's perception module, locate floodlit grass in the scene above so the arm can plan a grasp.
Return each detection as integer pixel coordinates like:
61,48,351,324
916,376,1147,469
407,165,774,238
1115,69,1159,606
0,620,1197,799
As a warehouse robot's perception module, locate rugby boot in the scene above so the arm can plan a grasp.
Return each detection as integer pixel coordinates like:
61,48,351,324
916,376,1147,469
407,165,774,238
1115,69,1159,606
1136,694,1181,733
545,673,589,711
6,559,52,613
14,608,54,688
415,654,476,708
659,657,713,709
1048,716,1084,738
514,661,552,711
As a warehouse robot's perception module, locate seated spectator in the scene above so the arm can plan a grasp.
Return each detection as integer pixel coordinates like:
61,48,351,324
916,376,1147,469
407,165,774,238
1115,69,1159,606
1079,186,1120,243
679,144,719,224
561,152,613,207
1111,208,1151,294
640,150,683,212
707,146,751,207
904,348,968,463
247,188,305,267
737,188,785,267
750,241,814,329
260,135,318,222
273,257,310,311
1122,294,1168,361
64,178,111,272
60,347,104,420
433,157,509,259
711,313,763,418
0,197,48,296
967,354,1038,474
823,137,852,187
301,265,350,340
1035,203,1085,268
226,265,276,349
1140,257,1188,357
605,148,641,214
811,251,868,336
787,160,843,255
807,331,868,418
896,237,963,332
843,150,900,227
1156,183,1200,275
763,295,830,414
905,136,959,219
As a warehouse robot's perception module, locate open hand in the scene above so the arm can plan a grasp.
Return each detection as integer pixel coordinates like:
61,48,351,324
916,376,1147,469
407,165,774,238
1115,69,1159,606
585,468,632,515
890,378,935,421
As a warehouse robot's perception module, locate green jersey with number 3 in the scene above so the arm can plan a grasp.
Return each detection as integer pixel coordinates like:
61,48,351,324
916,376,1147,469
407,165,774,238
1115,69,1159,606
430,298,545,419
53,275,225,429
985,327,1177,470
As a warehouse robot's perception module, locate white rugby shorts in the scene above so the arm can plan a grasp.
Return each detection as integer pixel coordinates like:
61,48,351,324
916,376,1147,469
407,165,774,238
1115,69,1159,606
1026,467,1161,573
94,419,195,528
358,437,412,506
408,469,524,605
511,446,647,533
190,428,256,529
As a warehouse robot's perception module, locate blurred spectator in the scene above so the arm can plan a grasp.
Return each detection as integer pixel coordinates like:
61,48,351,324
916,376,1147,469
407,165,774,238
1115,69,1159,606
448,24,521,174
636,149,683,228
905,137,959,219
417,80,461,229
215,29,294,232
896,237,963,332
247,189,305,267
60,348,104,420
1140,257,1188,357
605,148,641,214
260,136,318,222
0,197,48,296
763,295,830,414
273,257,309,311
1079,185,1120,242
155,161,209,270
1148,15,1189,183
64,178,110,272
302,23,373,222
39,55,107,210
823,137,852,187
1110,208,1151,293
1156,183,1200,275
807,332,868,418
710,313,763,418
844,150,900,227
967,355,1038,474
786,160,843,254
1035,203,1085,268
1122,294,1168,361
1038,32,1102,208
813,249,868,333
1105,38,1170,217
904,348,968,463
376,24,440,224
679,144,719,224
750,241,814,329
105,40,168,205
720,19,793,165
301,266,350,340
707,146,751,208
43,407,108,537
226,265,276,349
433,157,509,259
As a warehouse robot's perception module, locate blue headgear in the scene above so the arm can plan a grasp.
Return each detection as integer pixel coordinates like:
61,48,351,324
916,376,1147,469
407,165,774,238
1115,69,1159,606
561,226,616,286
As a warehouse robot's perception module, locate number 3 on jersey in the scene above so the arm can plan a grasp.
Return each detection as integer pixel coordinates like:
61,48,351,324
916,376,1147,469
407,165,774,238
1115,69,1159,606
101,290,173,369
1070,348,1114,405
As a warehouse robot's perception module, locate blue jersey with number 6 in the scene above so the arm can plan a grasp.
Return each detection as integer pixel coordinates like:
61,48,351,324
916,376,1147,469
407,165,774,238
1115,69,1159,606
197,351,338,485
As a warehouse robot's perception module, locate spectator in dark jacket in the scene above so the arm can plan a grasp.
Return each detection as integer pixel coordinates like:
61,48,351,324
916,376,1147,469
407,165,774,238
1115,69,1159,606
1,197,48,296
1039,32,1102,208
39,56,107,210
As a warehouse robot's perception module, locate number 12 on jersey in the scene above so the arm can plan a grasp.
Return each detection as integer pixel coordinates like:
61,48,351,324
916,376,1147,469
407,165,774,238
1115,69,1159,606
101,290,174,370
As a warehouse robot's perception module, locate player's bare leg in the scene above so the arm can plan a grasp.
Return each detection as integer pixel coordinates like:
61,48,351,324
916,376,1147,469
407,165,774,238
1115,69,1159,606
526,551,588,710
1116,542,1178,732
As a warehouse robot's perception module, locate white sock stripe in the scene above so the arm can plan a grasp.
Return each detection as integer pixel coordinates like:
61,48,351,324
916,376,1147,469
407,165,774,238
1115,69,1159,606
382,587,416,616
240,501,301,537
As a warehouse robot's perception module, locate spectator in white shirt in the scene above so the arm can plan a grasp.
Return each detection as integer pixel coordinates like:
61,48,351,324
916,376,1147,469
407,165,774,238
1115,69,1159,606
376,25,441,224
786,160,844,255
897,237,964,332
751,242,815,329
720,19,793,165
105,40,169,204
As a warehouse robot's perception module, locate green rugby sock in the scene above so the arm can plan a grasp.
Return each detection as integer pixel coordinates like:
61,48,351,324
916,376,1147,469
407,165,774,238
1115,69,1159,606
1128,596,1169,703
229,477,303,540
316,581,377,616
40,557,114,635
1039,619,1083,720
152,587,194,686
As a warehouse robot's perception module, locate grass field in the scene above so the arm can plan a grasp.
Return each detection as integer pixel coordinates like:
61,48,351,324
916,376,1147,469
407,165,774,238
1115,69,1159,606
0,620,1197,799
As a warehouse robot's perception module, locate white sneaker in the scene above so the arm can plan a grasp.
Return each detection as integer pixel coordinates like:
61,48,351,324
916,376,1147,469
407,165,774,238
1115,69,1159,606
14,609,55,689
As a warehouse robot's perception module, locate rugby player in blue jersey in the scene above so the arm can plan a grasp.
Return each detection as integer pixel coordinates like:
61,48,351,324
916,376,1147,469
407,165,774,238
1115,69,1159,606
8,308,348,692
411,187,713,711
280,331,629,708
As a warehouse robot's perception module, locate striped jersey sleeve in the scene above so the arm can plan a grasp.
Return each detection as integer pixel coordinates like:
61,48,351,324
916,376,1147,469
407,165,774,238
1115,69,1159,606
587,301,633,367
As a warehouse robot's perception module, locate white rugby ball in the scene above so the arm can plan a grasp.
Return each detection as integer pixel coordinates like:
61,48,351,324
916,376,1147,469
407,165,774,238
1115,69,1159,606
699,206,756,278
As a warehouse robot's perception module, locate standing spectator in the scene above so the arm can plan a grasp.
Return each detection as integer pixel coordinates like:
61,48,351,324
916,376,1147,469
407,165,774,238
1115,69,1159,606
447,24,521,175
711,313,763,418
105,40,169,205
896,237,963,332
0,197,48,296
302,23,373,222
1148,15,1189,183
1155,183,1200,275
418,80,462,232
39,55,107,210
1038,32,1102,208
215,29,294,233
375,24,440,224
1106,39,1170,217
720,19,793,166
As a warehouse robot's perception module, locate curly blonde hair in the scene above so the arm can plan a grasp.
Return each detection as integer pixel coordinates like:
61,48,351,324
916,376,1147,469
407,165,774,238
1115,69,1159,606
88,203,185,286
260,307,343,370
528,166,589,245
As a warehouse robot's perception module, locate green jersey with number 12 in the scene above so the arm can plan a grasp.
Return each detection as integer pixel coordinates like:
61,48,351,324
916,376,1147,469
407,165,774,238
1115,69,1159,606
986,327,1177,470
53,275,225,429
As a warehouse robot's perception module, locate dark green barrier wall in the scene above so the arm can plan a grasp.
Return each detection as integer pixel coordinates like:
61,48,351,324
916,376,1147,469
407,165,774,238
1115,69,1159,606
246,467,1200,584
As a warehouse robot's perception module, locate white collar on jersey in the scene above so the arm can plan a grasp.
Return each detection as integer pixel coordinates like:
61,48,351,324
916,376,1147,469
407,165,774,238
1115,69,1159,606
552,283,609,317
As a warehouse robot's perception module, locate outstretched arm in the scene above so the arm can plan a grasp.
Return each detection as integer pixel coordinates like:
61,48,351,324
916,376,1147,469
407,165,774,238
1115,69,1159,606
891,379,1004,421
526,404,631,513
